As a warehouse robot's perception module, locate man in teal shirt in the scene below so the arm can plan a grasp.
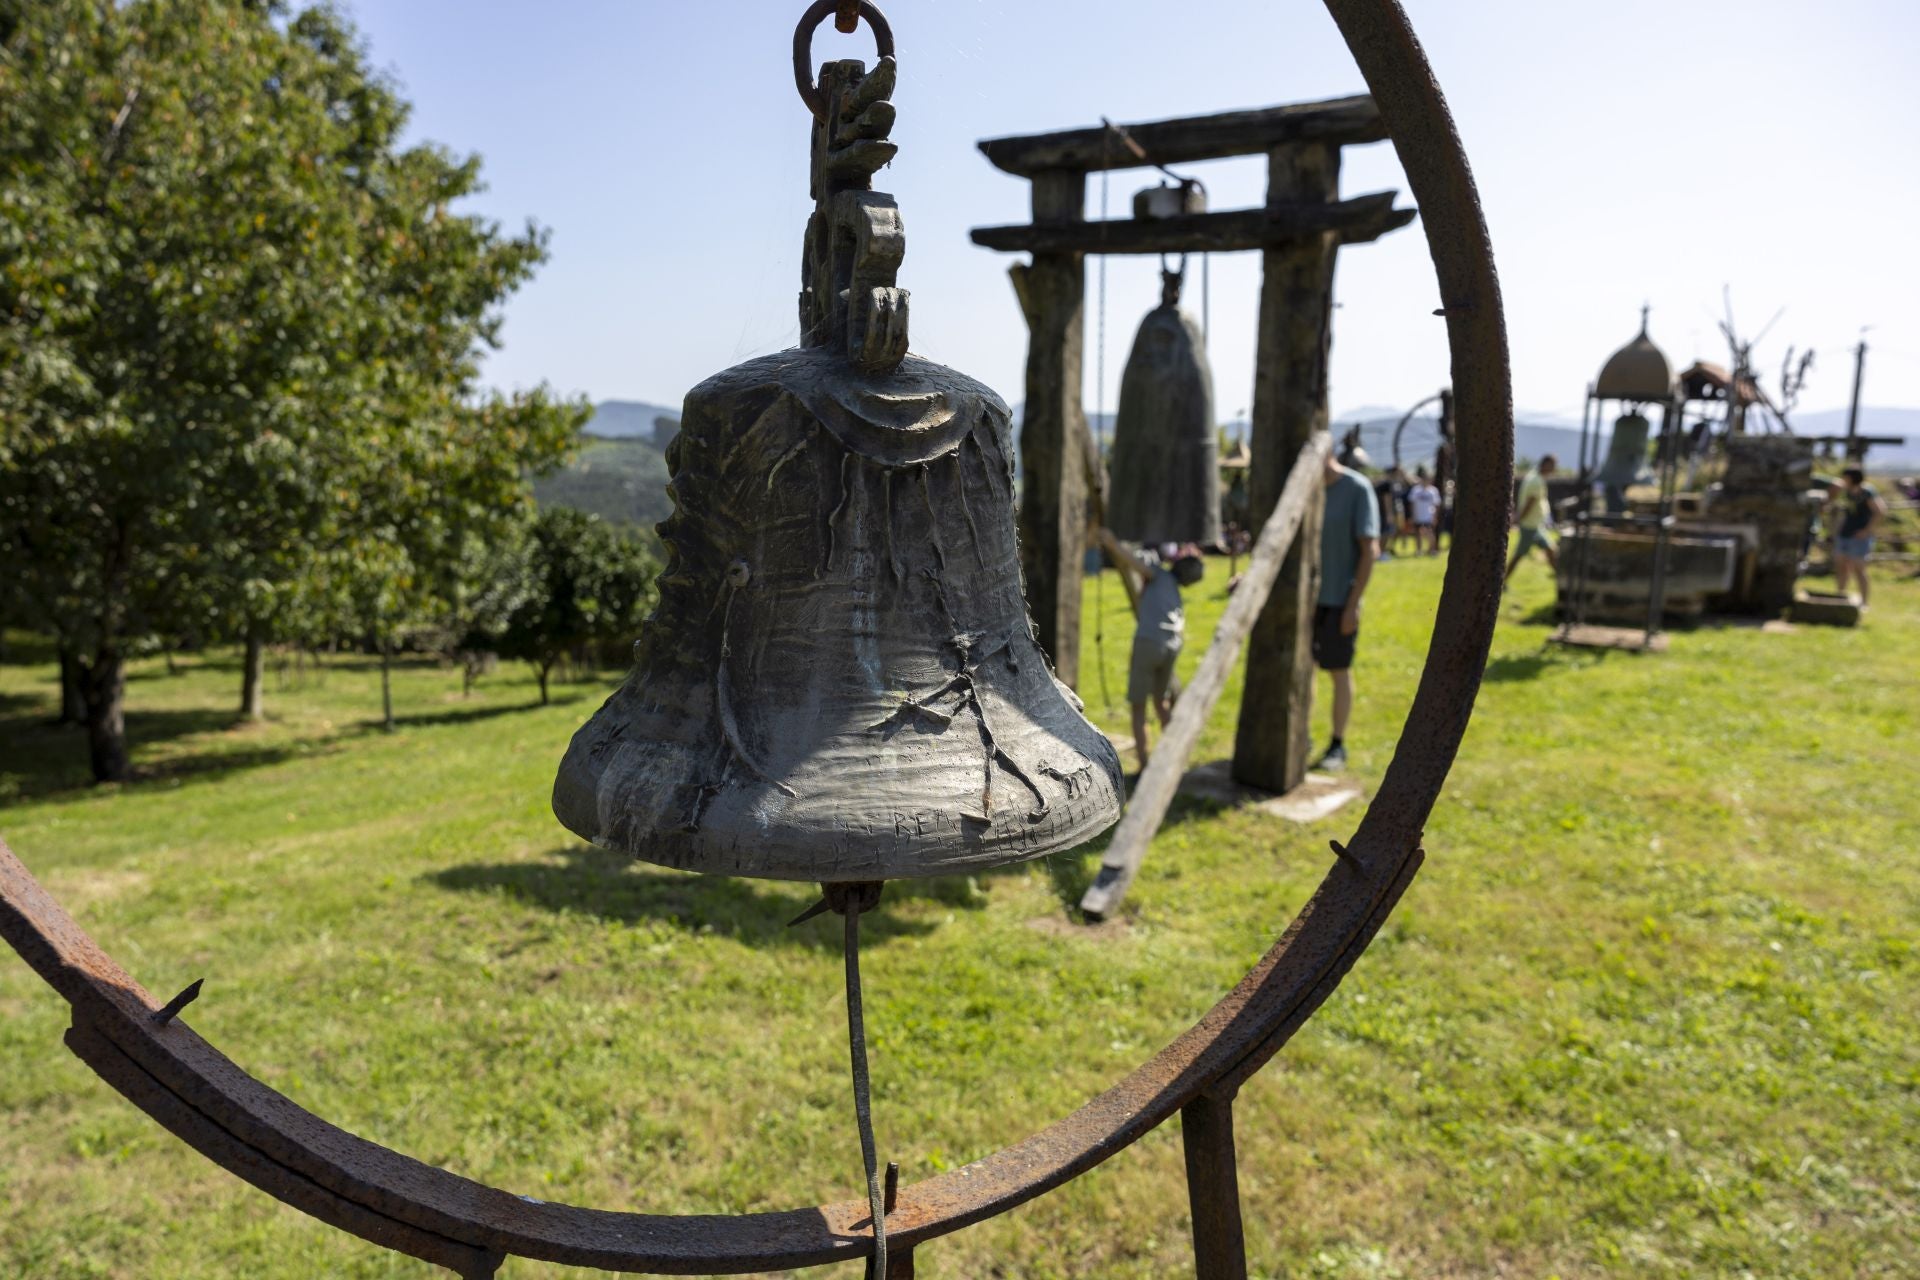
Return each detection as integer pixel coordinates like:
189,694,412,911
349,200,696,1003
1313,451,1381,772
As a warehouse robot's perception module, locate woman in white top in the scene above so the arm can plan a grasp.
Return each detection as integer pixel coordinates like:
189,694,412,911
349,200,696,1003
1408,467,1442,556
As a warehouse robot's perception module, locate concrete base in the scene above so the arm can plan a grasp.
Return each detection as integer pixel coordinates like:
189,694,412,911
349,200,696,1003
1177,759,1364,824
1550,623,1670,652
1790,589,1863,627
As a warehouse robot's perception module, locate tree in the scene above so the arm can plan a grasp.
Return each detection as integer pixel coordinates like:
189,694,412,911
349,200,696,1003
491,508,655,706
0,1,577,775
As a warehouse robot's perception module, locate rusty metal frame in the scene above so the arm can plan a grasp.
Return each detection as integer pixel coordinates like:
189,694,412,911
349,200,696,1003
0,0,1509,1274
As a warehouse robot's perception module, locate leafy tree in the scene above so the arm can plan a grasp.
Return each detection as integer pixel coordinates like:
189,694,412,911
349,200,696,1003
0,0,577,776
491,508,655,706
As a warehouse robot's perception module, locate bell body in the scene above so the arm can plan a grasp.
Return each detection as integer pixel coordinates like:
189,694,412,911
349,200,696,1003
1107,304,1222,547
553,347,1124,881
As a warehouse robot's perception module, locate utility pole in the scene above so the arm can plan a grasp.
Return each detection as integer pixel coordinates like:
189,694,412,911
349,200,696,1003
1844,336,1868,460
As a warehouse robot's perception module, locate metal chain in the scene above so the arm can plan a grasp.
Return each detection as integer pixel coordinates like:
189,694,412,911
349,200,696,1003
1202,252,1210,347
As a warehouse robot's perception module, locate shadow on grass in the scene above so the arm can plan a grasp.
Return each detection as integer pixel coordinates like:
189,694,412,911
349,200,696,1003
0,703,322,803
384,692,598,732
425,843,943,948
1484,650,1556,683
1014,784,1230,916
0,632,59,668
0,670,580,802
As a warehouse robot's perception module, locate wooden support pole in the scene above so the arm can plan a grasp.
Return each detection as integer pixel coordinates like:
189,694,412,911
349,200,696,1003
1080,433,1331,922
1182,1090,1249,1280
1015,171,1090,687
978,94,1383,176
970,192,1413,255
1232,142,1340,795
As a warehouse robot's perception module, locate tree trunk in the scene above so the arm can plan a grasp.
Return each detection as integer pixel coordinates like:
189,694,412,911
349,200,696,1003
81,649,131,783
380,645,395,732
58,646,87,726
240,626,266,722
537,661,551,706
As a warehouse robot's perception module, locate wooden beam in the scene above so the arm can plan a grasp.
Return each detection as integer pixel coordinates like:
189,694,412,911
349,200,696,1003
978,95,1384,176
1080,433,1331,922
1232,143,1338,795
971,194,1414,256
1013,172,1089,687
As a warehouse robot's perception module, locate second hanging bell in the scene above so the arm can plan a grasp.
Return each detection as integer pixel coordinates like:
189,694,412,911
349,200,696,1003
1107,266,1222,548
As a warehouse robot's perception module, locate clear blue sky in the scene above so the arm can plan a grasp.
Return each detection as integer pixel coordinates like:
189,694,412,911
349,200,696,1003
343,0,1920,422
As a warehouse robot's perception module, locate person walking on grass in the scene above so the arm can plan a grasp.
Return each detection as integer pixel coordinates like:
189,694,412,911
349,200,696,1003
1409,467,1441,555
1092,527,1204,770
1311,450,1381,773
1834,465,1887,606
1504,454,1558,585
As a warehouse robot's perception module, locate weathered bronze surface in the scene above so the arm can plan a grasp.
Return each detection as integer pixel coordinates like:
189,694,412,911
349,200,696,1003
552,35,1122,882
1107,269,1224,547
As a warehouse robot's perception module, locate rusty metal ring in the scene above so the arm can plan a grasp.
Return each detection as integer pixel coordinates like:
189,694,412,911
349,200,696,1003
793,0,896,119
0,0,1510,1273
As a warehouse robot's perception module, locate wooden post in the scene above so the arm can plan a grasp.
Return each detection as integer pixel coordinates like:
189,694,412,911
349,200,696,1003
1015,170,1089,688
1232,143,1339,794
1182,1090,1249,1280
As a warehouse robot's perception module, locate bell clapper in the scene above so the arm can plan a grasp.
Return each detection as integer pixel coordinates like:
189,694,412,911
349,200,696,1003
823,880,889,1275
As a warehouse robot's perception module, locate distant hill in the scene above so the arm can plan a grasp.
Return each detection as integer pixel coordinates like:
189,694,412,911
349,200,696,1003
532,436,673,532
1335,412,1591,471
1337,405,1920,471
583,398,681,441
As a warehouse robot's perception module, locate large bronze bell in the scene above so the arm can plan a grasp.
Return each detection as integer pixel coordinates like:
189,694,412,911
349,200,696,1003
1107,266,1223,547
553,43,1123,884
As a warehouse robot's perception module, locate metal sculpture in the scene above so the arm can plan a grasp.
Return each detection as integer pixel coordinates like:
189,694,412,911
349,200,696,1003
0,1,1512,1275
1106,264,1224,547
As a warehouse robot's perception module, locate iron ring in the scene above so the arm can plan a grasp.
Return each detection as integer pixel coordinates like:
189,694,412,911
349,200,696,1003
792,0,895,119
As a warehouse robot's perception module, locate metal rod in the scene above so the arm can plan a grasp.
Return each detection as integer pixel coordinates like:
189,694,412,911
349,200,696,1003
1644,398,1678,645
843,897,888,1278
1181,1091,1248,1280
1844,336,1867,460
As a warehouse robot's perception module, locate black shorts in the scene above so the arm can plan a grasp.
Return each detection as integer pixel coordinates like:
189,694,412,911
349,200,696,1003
1312,604,1358,671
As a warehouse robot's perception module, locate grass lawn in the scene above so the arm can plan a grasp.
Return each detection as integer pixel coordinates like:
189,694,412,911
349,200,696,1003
2,550,1915,1278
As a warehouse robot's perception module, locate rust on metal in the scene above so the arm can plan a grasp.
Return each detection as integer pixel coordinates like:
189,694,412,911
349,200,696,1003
0,0,1509,1272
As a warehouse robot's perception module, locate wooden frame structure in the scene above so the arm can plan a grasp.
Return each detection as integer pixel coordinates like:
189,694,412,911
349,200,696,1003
973,95,1415,793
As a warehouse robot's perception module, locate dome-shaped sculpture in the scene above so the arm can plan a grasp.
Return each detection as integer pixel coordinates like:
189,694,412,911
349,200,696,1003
1594,309,1673,402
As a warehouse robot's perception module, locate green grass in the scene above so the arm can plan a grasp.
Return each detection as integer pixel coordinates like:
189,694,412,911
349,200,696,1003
2,551,1916,1278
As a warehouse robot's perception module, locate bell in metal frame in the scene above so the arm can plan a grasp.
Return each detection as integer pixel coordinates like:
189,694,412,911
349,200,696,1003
551,13,1124,885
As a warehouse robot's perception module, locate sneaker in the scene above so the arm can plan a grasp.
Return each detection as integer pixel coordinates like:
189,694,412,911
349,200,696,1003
1313,742,1347,773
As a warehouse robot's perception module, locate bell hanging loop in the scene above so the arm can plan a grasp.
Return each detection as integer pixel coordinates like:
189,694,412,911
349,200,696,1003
793,0,896,118
1158,252,1189,308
